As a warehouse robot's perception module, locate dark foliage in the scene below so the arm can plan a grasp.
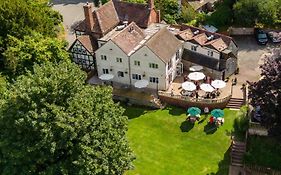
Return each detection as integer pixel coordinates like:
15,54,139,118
248,50,281,129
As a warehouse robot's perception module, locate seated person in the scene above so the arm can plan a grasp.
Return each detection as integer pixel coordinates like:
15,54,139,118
209,116,214,124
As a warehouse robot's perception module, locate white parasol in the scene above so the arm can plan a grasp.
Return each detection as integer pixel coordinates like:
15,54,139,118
99,74,114,80
189,65,203,72
134,80,149,88
211,80,226,89
181,81,196,91
200,83,215,92
188,72,205,81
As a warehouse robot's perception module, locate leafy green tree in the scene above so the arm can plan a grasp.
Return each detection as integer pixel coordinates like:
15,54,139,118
0,74,8,105
233,0,280,27
3,32,69,76
0,0,62,59
181,5,197,23
0,61,134,174
156,0,179,23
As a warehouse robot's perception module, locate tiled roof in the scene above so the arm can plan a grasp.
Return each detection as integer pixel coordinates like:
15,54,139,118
193,33,208,45
177,24,236,52
75,20,87,32
94,1,120,34
204,38,228,52
145,28,182,63
111,22,145,55
74,1,159,35
113,1,151,28
76,35,98,53
177,28,194,41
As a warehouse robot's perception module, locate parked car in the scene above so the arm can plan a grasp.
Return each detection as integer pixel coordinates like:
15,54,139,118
268,31,281,43
254,28,268,45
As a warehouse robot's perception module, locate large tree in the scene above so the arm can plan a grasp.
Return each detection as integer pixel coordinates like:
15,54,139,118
0,61,134,174
0,0,62,58
248,49,281,129
233,0,281,26
3,32,69,76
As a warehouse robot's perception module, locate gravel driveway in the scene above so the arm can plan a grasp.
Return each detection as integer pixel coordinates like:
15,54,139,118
51,0,89,45
233,36,279,83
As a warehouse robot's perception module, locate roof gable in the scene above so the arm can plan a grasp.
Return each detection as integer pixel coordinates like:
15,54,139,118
111,22,145,55
94,1,120,34
145,28,182,63
69,35,97,53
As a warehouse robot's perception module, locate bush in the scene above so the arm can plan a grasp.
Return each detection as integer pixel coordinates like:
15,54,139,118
233,105,249,141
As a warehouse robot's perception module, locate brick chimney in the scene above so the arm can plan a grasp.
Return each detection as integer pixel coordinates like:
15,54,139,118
148,0,154,9
83,2,94,32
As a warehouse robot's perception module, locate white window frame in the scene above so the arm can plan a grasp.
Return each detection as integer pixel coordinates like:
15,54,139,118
116,57,122,63
102,69,109,74
132,74,142,80
134,60,140,66
101,55,107,60
149,63,158,69
149,77,159,83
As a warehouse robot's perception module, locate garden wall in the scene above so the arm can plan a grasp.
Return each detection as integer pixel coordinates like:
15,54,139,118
159,93,231,110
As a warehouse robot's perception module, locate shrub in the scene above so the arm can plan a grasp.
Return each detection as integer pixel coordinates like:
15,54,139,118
233,105,249,141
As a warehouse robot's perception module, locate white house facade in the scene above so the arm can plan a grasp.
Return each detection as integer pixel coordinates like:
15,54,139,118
95,40,131,85
95,22,183,91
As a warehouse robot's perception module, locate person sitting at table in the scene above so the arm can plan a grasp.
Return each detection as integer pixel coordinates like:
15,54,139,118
209,116,214,124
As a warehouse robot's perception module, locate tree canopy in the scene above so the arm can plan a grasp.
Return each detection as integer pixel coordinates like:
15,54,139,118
248,50,281,129
233,0,281,27
0,61,134,174
0,0,62,62
3,32,69,76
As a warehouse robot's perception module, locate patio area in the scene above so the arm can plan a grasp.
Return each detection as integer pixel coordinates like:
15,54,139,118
164,74,232,100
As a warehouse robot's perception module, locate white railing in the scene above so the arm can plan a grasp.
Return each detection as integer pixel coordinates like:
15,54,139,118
158,91,231,104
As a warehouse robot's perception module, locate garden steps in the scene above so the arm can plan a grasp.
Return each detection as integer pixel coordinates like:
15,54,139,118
226,98,244,109
231,140,246,167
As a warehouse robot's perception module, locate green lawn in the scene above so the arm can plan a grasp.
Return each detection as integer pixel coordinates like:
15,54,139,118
124,106,239,175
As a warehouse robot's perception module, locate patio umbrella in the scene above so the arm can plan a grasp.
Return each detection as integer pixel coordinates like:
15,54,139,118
187,107,201,116
211,109,224,118
182,81,196,91
99,74,114,81
134,80,149,88
200,83,215,92
189,65,203,72
211,80,226,89
188,72,205,81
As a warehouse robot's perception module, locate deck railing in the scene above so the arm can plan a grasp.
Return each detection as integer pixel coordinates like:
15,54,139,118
158,91,232,104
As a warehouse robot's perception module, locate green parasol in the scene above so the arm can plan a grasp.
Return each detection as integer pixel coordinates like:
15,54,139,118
187,107,201,116
211,109,224,118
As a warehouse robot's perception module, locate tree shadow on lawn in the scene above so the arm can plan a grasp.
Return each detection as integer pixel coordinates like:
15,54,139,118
166,105,185,116
204,122,217,135
207,147,231,175
180,120,195,132
122,105,148,119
